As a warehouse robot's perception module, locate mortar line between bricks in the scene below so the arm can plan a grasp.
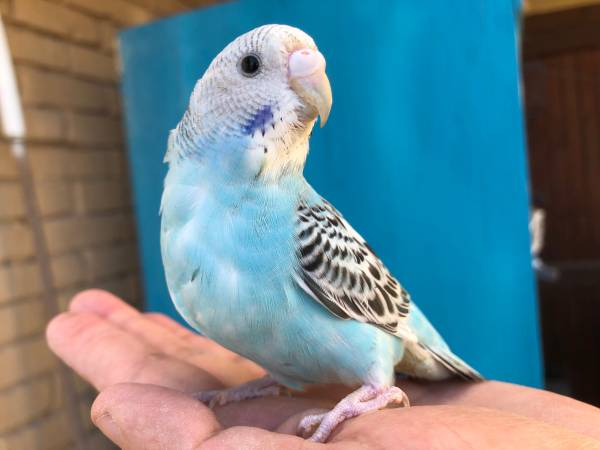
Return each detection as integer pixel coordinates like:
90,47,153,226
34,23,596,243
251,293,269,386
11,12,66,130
0,209,134,226
15,61,119,86
4,17,109,49
0,330,51,352
4,24,116,59
0,369,58,395
20,103,122,117
4,16,119,53
0,139,122,150
0,269,139,308
0,242,139,263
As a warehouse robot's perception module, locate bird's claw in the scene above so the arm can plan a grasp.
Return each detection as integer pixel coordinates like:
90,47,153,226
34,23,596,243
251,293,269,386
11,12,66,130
297,385,410,442
298,412,328,438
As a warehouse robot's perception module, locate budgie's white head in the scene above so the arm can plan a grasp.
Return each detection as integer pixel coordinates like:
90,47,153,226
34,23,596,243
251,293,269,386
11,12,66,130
167,24,332,180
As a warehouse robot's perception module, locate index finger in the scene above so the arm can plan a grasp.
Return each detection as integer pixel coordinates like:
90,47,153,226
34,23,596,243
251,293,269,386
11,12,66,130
46,310,222,392
68,290,265,386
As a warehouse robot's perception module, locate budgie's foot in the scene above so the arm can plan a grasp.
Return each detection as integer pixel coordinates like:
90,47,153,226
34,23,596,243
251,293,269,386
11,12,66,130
298,385,409,443
193,376,281,408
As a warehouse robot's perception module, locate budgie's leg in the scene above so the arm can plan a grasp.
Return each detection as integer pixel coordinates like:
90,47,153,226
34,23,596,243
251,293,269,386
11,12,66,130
193,376,281,408
299,384,409,443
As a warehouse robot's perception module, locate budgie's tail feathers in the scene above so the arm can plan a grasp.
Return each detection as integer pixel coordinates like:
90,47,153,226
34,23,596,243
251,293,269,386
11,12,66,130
421,343,484,381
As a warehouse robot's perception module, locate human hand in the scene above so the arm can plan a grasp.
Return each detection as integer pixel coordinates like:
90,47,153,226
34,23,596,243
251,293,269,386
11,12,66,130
46,290,600,449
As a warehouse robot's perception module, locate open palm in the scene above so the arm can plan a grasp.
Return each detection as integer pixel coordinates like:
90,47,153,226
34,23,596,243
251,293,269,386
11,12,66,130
46,290,600,449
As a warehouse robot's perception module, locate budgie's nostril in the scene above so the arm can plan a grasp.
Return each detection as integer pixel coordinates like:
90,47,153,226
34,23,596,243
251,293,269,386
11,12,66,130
288,48,326,78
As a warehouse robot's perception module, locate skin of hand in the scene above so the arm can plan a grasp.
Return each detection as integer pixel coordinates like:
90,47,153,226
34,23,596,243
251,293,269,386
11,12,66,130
46,290,600,450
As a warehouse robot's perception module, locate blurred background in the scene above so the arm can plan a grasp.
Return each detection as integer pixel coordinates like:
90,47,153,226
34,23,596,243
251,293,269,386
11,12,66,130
0,0,598,448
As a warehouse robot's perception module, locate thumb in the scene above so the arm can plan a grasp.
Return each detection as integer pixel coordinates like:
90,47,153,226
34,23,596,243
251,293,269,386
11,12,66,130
91,383,316,450
92,383,221,450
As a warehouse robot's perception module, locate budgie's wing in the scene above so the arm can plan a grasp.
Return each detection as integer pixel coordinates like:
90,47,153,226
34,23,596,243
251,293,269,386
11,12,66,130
294,198,415,341
294,198,482,381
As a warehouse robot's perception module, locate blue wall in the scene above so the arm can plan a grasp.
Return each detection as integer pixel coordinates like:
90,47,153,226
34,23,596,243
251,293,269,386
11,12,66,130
120,0,542,387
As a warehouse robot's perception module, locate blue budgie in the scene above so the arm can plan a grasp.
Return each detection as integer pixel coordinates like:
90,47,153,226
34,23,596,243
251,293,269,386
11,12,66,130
160,24,482,442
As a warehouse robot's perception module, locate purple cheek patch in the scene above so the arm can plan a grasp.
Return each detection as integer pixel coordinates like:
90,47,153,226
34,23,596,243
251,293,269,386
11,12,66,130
243,104,274,136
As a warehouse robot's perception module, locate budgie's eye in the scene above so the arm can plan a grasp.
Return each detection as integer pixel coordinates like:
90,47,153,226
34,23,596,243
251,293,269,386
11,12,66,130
239,54,261,77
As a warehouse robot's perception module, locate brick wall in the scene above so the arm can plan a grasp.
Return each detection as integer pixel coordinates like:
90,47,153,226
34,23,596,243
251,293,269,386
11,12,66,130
0,0,214,448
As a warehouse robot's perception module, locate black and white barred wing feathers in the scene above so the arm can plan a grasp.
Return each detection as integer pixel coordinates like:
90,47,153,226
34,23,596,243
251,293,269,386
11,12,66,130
293,200,418,343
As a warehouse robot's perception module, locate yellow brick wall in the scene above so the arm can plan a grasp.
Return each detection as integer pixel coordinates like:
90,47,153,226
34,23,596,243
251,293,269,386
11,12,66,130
0,0,215,448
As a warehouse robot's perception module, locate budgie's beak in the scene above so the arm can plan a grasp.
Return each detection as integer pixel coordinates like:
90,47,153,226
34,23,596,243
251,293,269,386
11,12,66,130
288,49,332,127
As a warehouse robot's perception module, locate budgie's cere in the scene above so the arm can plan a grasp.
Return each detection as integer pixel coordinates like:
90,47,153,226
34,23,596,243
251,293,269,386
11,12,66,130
160,24,482,443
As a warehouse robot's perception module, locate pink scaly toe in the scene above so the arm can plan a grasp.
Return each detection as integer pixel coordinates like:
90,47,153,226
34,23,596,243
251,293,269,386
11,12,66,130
193,376,281,408
299,385,410,443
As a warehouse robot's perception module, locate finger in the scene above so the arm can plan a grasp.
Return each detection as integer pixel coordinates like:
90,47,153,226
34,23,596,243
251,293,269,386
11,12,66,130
70,290,264,386
92,383,221,450
70,290,209,354
144,312,265,378
399,379,600,440
214,396,334,432
329,405,600,449
51,293,342,431
46,311,221,392
47,310,335,429
92,383,319,450
70,288,139,316
143,312,197,338
275,407,330,436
